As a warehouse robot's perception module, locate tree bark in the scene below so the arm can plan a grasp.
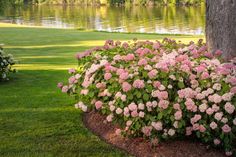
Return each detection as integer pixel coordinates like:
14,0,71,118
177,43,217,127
206,0,236,60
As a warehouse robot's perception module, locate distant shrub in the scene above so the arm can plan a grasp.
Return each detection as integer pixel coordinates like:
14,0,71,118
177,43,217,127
0,46,16,81
59,39,236,156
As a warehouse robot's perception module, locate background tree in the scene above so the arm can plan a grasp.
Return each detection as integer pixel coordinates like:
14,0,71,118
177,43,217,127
206,0,236,60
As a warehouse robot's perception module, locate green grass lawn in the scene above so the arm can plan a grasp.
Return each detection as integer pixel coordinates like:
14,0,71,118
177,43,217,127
0,23,204,157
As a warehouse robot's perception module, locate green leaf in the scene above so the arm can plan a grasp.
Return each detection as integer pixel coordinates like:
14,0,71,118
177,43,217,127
149,116,156,121
178,121,183,128
221,83,230,94
146,85,153,93
177,82,185,89
88,92,94,98
220,132,224,139
120,102,125,108
157,112,163,120
103,96,109,101
143,71,148,78
128,93,134,100
143,93,149,101
196,132,201,138
134,122,141,130
224,136,230,144
113,82,118,87
162,80,168,86
160,72,168,78
136,91,142,98
101,109,106,115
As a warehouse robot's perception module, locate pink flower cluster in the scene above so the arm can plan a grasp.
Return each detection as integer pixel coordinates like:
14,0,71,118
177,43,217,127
133,79,145,89
122,82,132,92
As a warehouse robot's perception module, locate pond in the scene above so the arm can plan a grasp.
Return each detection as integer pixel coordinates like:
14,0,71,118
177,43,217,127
0,5,205,35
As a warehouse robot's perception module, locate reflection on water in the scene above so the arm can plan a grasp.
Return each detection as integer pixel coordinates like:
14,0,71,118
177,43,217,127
0,5,205,35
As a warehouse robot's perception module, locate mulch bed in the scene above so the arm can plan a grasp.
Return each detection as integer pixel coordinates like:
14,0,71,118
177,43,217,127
83,111,225,157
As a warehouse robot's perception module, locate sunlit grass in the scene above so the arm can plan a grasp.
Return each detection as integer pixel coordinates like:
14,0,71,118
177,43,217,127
14,64,77,70
5,38,204,49
0,23,204,157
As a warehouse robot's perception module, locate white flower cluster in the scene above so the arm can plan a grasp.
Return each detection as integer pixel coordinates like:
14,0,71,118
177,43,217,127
0,46,16,81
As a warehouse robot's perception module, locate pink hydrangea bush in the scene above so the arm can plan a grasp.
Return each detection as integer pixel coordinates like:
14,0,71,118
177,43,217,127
58,38,236,156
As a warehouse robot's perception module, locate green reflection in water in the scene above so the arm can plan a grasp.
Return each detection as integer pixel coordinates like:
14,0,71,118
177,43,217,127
0,5,205,34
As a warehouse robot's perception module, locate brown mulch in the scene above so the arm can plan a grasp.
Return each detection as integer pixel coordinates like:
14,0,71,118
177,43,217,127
83,111,225,157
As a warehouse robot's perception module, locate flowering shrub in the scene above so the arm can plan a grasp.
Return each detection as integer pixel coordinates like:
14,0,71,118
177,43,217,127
58,38,236,156
0,46,16,81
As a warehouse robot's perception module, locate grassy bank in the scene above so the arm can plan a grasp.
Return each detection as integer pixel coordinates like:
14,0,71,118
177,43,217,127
0,23,204,157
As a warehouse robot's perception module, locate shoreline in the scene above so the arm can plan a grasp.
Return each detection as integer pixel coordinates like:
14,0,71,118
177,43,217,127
0,22,205,37
1,3,205,7
3,2,205,7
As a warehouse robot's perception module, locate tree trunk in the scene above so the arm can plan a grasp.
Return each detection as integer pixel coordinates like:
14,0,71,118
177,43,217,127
206,0,236,60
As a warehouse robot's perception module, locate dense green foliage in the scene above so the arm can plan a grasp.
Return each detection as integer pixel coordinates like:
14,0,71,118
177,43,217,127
0,0,204,5
0,23,202,157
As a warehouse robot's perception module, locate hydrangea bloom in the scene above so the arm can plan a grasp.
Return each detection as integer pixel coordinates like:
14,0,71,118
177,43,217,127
133,79,145,89
122,82,132,92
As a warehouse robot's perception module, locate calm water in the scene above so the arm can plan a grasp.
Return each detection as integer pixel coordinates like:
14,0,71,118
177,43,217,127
0,5,205,35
